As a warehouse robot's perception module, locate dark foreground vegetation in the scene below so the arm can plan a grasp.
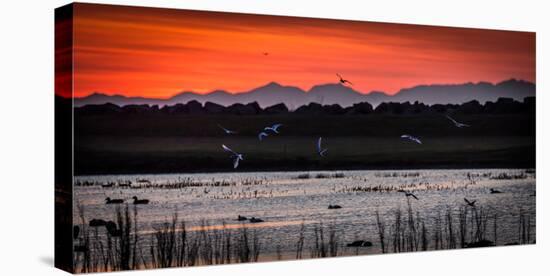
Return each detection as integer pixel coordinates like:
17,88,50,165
70,97,535,174
73,201,535,273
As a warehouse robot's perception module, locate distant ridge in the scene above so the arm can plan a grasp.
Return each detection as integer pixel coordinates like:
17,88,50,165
74,79,535,108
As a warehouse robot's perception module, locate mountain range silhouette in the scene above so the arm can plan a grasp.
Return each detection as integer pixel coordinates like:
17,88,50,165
74,79,535,108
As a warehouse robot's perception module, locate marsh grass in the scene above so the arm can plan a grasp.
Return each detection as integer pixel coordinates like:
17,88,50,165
490,172,528,180
518,209,532,244
74,204,140,272
339,182,472,194
373,202,530,253
74,201,534,272
77,178,267,189
293,172,345,180
375,172,420,178
309,222,340,258
295,221,305,259
375,210,387,253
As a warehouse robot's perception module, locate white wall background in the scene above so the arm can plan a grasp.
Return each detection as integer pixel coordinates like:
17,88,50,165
0,0,547,275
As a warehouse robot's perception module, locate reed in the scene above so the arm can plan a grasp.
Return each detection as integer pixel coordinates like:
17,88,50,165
375,210,386,253
445,207,456,249
420,221,428,251
150,213,177,268
80,177,268,189
518,209,532,244
295,222,305,259
73,200,533,271
310,223,326,258
490,172,528,180
234,225,261,263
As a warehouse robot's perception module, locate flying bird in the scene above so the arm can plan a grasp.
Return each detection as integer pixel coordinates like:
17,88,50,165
398,190,419,200
258,132,269,141
446,115,470,128
264,123,283,134
464,198,477,207
336,73,353,86
218,124,238,134
401,134,422,144
490,188,502,194
317,137,328,157
222,144,244,169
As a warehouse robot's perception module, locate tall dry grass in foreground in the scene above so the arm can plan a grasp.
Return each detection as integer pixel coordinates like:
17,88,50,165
373,199,533,254
74,204,142,273
74,205,264,272
74,201,534,272
309,222,339,258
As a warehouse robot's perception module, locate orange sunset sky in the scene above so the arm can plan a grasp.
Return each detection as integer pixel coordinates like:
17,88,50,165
59,3,535,98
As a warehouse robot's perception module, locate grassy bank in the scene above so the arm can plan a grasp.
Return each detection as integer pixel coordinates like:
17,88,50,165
75,114,534,175
75,135,534,175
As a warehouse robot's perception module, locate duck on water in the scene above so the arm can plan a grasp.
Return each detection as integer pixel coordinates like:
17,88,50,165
132,196,150,204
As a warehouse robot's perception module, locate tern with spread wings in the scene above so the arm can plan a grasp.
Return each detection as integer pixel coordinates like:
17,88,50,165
222,144,244,169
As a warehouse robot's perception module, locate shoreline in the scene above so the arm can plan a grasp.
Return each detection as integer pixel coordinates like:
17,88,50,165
74,165,535,177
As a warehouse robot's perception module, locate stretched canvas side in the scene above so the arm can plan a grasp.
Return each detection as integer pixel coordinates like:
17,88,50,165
55,3,74,273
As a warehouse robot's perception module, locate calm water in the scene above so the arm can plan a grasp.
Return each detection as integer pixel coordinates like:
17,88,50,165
74,168,536,259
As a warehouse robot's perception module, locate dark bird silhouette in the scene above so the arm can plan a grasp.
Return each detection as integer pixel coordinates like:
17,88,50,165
105,197,124,204
336,73,353,86
132,196,150,205
73,225,80,240
105,221,122,237
89,219,107,227
249,217,264,223
346,240,373,247
464,198,477,207
398,190,419,200
237,215,247,221
328,204,342,209
490,188,502,194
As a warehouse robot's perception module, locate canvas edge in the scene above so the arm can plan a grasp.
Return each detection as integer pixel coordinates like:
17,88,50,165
55,2,75,274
